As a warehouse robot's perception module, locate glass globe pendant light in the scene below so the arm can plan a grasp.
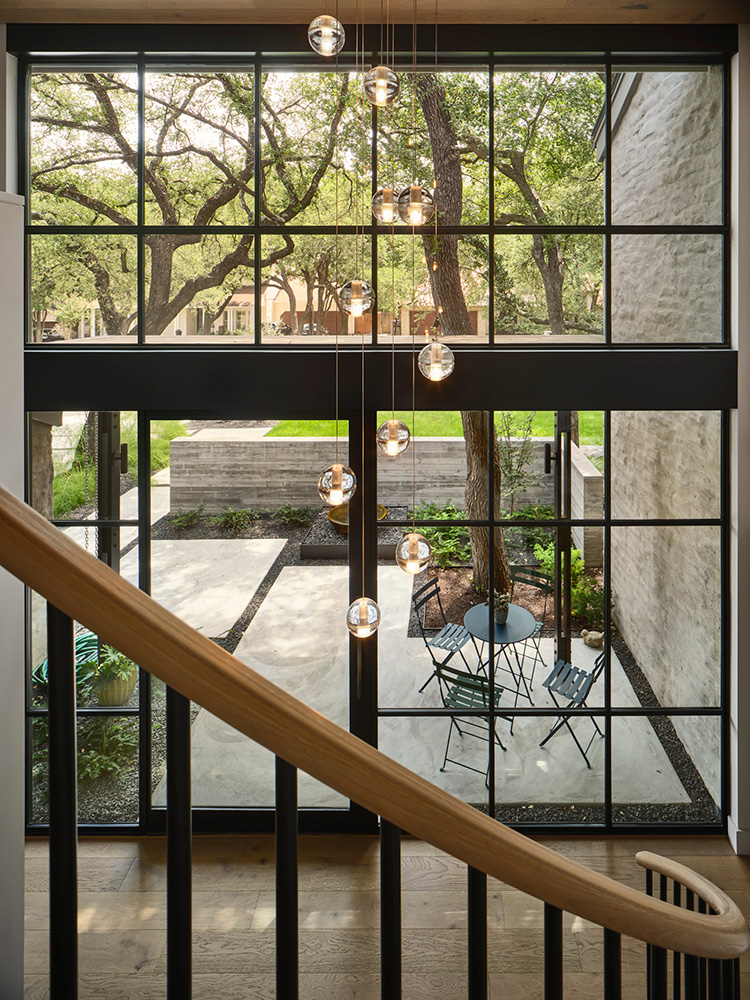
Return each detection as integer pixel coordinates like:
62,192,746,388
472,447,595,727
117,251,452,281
318,463,357,505
340,278,373,318
346,596,381,638
398,183,435,226
308,14,346,56
372,186,396,225
395,532,431,574
376,418,410,457
363,65,399,107
419,335,455,381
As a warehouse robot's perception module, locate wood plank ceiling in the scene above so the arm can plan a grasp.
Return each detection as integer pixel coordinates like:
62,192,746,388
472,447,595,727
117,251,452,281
1,0,747,24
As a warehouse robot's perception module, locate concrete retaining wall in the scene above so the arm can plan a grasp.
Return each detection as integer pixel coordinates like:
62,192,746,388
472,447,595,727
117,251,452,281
169,430,556,512
571,443,603,568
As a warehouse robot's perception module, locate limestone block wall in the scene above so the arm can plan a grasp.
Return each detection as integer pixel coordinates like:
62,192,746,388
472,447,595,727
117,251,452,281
571,444,603,568
610,411,722,804
611,69,723,344
169,432,555,512
607,67,724,803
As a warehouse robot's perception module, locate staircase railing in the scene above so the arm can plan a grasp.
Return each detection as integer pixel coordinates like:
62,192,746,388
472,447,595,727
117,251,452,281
1,483,747,999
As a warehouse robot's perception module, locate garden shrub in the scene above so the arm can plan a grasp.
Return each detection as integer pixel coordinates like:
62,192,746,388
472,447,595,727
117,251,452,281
412,501,472,569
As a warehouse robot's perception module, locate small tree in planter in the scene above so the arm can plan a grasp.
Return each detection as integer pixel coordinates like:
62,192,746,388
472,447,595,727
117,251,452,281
91,645,138,706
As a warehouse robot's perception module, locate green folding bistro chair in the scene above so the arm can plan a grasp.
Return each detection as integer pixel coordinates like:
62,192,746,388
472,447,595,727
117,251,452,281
509,565,552,691
413,578,482,693
538,652,605,768
436,662,512,787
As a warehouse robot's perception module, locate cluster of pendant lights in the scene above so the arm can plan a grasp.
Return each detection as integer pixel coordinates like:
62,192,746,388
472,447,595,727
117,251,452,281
310,9,450,637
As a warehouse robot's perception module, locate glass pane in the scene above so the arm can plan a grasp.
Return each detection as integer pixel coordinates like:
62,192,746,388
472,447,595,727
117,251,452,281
610,526,721,708
144,234,254,342
29,234,138,344
30,69,138,226
30,715,139,825
611,68,722,226
495,709,605,825
150,417,349,808
611,234,722,344
30,410,143,528
613,715,720,825
382,69,489,226
494,235,604,344
145,71,254,226
260,234,372,341
494,70,605,227
261,69,362,226
611,411,721,520
378,235,489,343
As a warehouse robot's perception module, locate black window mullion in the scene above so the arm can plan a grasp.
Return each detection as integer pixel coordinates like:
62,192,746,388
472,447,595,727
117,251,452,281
604,58,612,346
488,66,495,346
137,57,146,346
254,58,262,345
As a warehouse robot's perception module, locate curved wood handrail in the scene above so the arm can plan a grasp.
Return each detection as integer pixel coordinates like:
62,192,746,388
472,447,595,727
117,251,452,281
636,852,743,921
0,484,747,960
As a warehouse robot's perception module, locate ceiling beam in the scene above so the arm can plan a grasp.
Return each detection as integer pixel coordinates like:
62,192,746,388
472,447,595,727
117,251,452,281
1,0,747,24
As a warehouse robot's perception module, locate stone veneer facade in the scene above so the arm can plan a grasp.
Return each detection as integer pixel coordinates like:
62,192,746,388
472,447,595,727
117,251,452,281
609,69,723,803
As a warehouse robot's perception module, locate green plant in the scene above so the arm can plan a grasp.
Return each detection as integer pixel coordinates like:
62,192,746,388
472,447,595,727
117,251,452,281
214,507,259,534
412,501,472,569
496,410,542,516
90,644,137,692
533,540,604,625
274,505,312,526
77,718,139,786
513,503,554,548
571,573,605,626
32,715,138,789
171,505,205,529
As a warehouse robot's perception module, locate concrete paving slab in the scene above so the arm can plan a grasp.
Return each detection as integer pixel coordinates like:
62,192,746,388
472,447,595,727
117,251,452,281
62,484,171,555
180,566,688,810
121,538,286,637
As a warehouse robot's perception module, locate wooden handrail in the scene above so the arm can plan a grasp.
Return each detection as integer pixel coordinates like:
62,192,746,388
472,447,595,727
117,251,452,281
0,484,747,960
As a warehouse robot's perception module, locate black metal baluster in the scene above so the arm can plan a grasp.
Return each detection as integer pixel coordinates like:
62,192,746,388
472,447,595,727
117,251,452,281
685,889,699,1000
47,604,78,1000
733,958,740,1000
380,820,401,1000
720,959,734,1000
647,869,654,1000
275,757,298,1000
648,875,668,1000
603,928,621,1000
468,867,488,1000
166,688,192,1000
708,957,722,998
698,899,708,999
544,903,563,1000
673,882,682,1000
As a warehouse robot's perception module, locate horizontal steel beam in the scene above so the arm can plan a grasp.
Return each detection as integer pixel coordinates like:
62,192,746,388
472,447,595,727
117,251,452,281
25,347,737,415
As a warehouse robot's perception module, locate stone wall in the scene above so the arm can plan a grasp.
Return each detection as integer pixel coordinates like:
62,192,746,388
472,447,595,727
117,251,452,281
611,70,723,344
608,68,724,804
169,431,555,512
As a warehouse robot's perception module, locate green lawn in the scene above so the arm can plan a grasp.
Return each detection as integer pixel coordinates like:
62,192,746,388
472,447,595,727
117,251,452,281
267,411,604,445
53,417,189,518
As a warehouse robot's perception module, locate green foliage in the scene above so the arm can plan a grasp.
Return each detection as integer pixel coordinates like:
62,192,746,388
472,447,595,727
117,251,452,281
533,540,604,625
274,505,312,526
412,501,472,569
214,507,259,534
571,574,605,627
511,503,554,548
496,410,541,516
171,505,206,529
32,629,99,689
90,645,137,692
33,715,138,789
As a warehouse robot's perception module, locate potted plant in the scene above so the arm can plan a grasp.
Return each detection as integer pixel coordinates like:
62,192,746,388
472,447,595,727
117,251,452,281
91,645,138,706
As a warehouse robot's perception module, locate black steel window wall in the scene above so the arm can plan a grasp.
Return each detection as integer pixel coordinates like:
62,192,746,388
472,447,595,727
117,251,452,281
15,22,738,835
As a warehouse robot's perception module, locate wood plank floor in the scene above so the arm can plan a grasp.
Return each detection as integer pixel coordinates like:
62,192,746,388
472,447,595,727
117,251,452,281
23,833,750,999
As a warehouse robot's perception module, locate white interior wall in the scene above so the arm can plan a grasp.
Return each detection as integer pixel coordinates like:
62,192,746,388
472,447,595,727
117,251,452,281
0,21,25,993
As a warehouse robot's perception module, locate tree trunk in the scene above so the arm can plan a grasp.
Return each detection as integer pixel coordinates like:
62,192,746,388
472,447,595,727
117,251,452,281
570,411,579,447
531,234,566,337
461,411,512,594
418,72,511,593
